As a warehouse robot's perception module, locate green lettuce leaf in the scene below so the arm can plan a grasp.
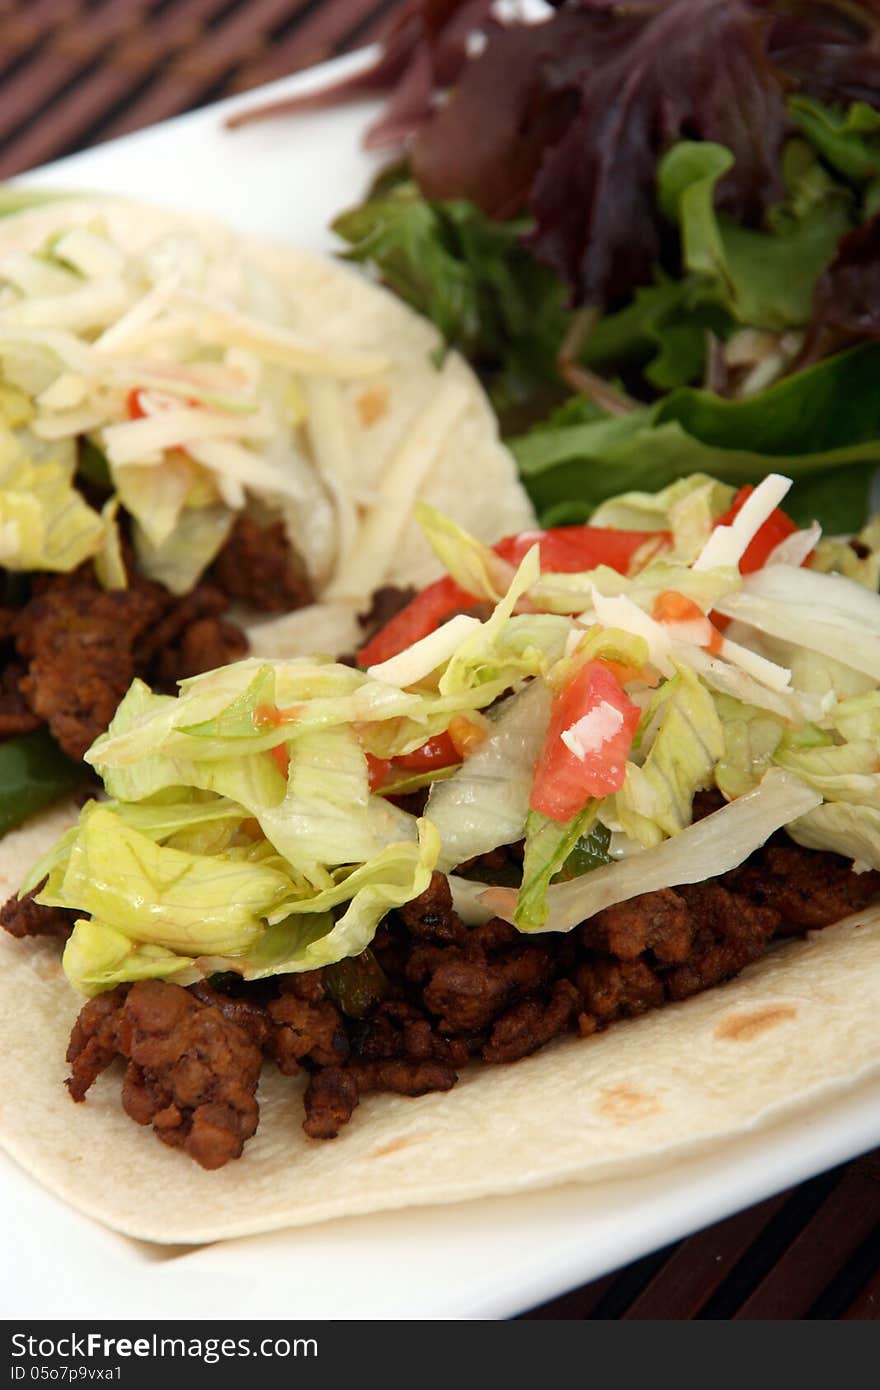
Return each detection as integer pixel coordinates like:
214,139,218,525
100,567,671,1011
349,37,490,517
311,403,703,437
60,825,442,993
590,473,734,559
829,691,880,743
789,97,880,189
415,501,510,602
63,918,198,995
515,804,605,930
438,546,545,697
579,274,732,391
512,345,880,533
257,725,417,889
658,139,852,332
52,803,438,995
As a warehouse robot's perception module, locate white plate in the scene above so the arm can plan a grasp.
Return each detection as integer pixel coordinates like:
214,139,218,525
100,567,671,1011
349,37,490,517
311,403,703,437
4,54,880,1321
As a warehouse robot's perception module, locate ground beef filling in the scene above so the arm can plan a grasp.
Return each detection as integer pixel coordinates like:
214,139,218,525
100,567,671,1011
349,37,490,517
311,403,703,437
0,516,310,761
66,979,261,1170
10,838,870,1169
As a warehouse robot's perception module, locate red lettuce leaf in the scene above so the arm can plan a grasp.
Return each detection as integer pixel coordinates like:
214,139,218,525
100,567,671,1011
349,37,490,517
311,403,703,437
226,0,494,140
803,211,880,361
415,0,791,305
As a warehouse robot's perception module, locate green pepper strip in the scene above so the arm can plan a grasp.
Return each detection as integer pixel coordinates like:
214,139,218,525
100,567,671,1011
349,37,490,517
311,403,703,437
0,729,85,837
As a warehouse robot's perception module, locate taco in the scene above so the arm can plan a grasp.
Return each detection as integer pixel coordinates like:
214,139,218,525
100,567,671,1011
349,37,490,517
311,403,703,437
0,193,534,829
0,471,878,1243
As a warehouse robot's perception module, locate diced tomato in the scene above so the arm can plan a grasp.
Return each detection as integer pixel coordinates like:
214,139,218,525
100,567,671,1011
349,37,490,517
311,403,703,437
254,703,303,728
357,576,471,667
366,733,460,792
715,486,801,574
396,731,459,773
366,753,395,792
446,714,487,757
653,590,724,654
126,387,148,419
268,744,290,777
357,525,671,667
530,661,641,822
652,590,703,624
710,486,807,629
494,525,666,575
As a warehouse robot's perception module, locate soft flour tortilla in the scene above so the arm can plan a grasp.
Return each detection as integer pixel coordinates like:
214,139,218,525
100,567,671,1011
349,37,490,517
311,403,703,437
0,196,535,661
0,804,877,1245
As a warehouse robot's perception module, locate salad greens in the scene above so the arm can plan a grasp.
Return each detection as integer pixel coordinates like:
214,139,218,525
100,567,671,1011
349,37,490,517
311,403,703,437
0,729,83,836
509,348,880,534
328,2,880,530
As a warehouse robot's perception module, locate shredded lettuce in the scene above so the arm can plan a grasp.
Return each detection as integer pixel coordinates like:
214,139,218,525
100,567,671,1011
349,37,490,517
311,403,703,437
788,802,880,871
590,473,734,559
14,479,880,1003
713,694,784,799
614,666,725,846
0,424,103,571
415,501,513,602
427,678,552,873
0,208,396,599
774,739,880,809
515,803,603,930
485,769,822,933
40,803,295,956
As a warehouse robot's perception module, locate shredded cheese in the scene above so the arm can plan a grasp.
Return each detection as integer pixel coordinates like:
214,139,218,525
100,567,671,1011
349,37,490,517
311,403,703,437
693,473,792,572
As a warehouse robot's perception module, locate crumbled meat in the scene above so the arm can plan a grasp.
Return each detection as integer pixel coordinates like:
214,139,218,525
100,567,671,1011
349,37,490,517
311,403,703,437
581,888,693,964
66,986,128,1101
0,661,41,737
57,832,879,1162
138,583,247,683
349,998,470,1068
573,956,665,1023
396,871,467,944
357,584,417,640
482,979,580,1064
0,884,77,940
303,1066,359,1139
16,574,168,758
210,516,312,613
0,606,19,642
348,1057,457,1097
189,980,275,1049
66,980,261,1170
662,882,779,1001
267,989,350,1071
729,842,880,932
13,568,248,759
421,935,556,1033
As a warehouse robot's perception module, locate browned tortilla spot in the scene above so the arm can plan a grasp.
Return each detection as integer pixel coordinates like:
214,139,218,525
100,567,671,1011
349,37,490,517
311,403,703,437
369,1134,425,1159
356,384,390,428
597,1086,661,1122
715,1004,798,1043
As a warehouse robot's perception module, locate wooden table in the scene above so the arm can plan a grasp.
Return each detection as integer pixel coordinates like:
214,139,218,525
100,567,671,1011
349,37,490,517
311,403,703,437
1,0,877,1320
